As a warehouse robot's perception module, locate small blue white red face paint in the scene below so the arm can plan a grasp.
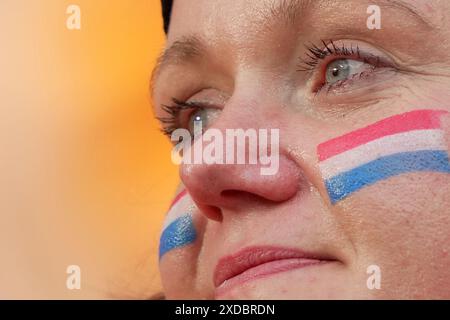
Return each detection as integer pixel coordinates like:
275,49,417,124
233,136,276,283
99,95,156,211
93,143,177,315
159,190,197,259
317,109,450,205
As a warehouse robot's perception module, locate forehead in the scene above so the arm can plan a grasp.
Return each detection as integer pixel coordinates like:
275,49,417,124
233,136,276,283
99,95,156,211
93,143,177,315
167,0,438,42
167,0,325,53
168,0,284,39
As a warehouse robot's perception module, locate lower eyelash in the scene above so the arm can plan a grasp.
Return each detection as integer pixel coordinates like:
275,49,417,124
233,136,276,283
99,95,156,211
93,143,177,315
314,69,376,96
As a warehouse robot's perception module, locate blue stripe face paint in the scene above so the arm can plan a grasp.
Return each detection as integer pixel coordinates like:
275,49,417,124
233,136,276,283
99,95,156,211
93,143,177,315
325,150,450,204
159,214,197,259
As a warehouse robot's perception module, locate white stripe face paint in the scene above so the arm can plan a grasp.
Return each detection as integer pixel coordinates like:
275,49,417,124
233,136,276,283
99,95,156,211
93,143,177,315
319,129,447,179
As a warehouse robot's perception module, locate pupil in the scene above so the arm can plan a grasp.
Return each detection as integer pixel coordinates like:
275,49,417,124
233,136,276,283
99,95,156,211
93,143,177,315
326,59,351,84
332,67,340,77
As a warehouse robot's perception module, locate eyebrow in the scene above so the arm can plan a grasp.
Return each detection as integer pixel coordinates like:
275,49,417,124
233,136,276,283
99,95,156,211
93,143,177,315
150,35,205,96
150,0,435,95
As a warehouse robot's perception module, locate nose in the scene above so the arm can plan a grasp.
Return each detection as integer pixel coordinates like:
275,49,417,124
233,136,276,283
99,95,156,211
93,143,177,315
180,133,301,221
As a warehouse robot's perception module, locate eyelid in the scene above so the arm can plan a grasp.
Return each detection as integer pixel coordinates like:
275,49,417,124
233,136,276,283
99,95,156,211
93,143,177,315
157,99,199,138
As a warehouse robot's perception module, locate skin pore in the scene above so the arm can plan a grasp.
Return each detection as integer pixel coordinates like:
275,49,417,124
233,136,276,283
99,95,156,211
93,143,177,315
152,0,450,299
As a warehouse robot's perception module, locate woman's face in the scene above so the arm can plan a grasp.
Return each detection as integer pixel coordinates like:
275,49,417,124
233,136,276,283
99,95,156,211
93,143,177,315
152,0,450,299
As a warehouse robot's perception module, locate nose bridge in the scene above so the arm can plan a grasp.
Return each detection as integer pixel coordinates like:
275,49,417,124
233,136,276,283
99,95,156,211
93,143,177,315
218,74,287,131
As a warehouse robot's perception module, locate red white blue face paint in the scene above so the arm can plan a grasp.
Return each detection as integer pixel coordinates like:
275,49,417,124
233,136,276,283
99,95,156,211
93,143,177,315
317,109,450,205
159,189,197,259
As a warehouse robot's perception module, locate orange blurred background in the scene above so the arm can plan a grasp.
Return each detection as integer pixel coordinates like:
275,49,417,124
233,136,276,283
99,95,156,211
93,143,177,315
0,0,176,298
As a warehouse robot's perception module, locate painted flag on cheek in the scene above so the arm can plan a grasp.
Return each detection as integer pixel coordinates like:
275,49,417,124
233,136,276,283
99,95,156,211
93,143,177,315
159,189,197,258
317,109,450,205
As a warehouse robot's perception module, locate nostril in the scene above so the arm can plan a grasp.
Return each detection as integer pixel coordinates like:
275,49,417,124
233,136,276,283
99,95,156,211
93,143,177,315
220,190,241,198
195,202,223,222
210,206,223,221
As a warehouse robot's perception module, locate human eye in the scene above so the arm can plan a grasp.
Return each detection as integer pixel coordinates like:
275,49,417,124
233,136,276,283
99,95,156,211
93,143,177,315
325,59,368,85
157,97,221,139
298,40,396,95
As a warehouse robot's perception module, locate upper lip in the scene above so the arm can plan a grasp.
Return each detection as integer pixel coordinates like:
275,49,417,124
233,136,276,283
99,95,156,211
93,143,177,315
213,245,334,288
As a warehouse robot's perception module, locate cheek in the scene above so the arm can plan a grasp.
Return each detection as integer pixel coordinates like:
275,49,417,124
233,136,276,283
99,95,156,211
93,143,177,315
338,172,450,297
318,109,450,294
442,113,450,151
159,246,198,298
159,210,206,299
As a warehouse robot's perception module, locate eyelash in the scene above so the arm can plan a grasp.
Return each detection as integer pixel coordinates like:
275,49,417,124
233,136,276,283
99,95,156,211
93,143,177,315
157,98,203,137
298,39,382,94
158,40,384,137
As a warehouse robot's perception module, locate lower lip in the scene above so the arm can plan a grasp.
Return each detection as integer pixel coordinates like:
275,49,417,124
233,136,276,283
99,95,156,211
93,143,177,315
215,258,326,297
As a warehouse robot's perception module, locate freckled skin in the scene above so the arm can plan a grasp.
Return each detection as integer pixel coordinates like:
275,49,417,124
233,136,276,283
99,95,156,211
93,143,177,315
155,0,450,299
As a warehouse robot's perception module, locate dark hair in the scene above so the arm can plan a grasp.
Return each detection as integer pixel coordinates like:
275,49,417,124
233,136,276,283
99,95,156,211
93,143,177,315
161,0,173,34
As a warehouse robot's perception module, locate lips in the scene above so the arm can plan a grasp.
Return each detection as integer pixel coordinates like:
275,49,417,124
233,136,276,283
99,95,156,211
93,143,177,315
213,246,333,293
